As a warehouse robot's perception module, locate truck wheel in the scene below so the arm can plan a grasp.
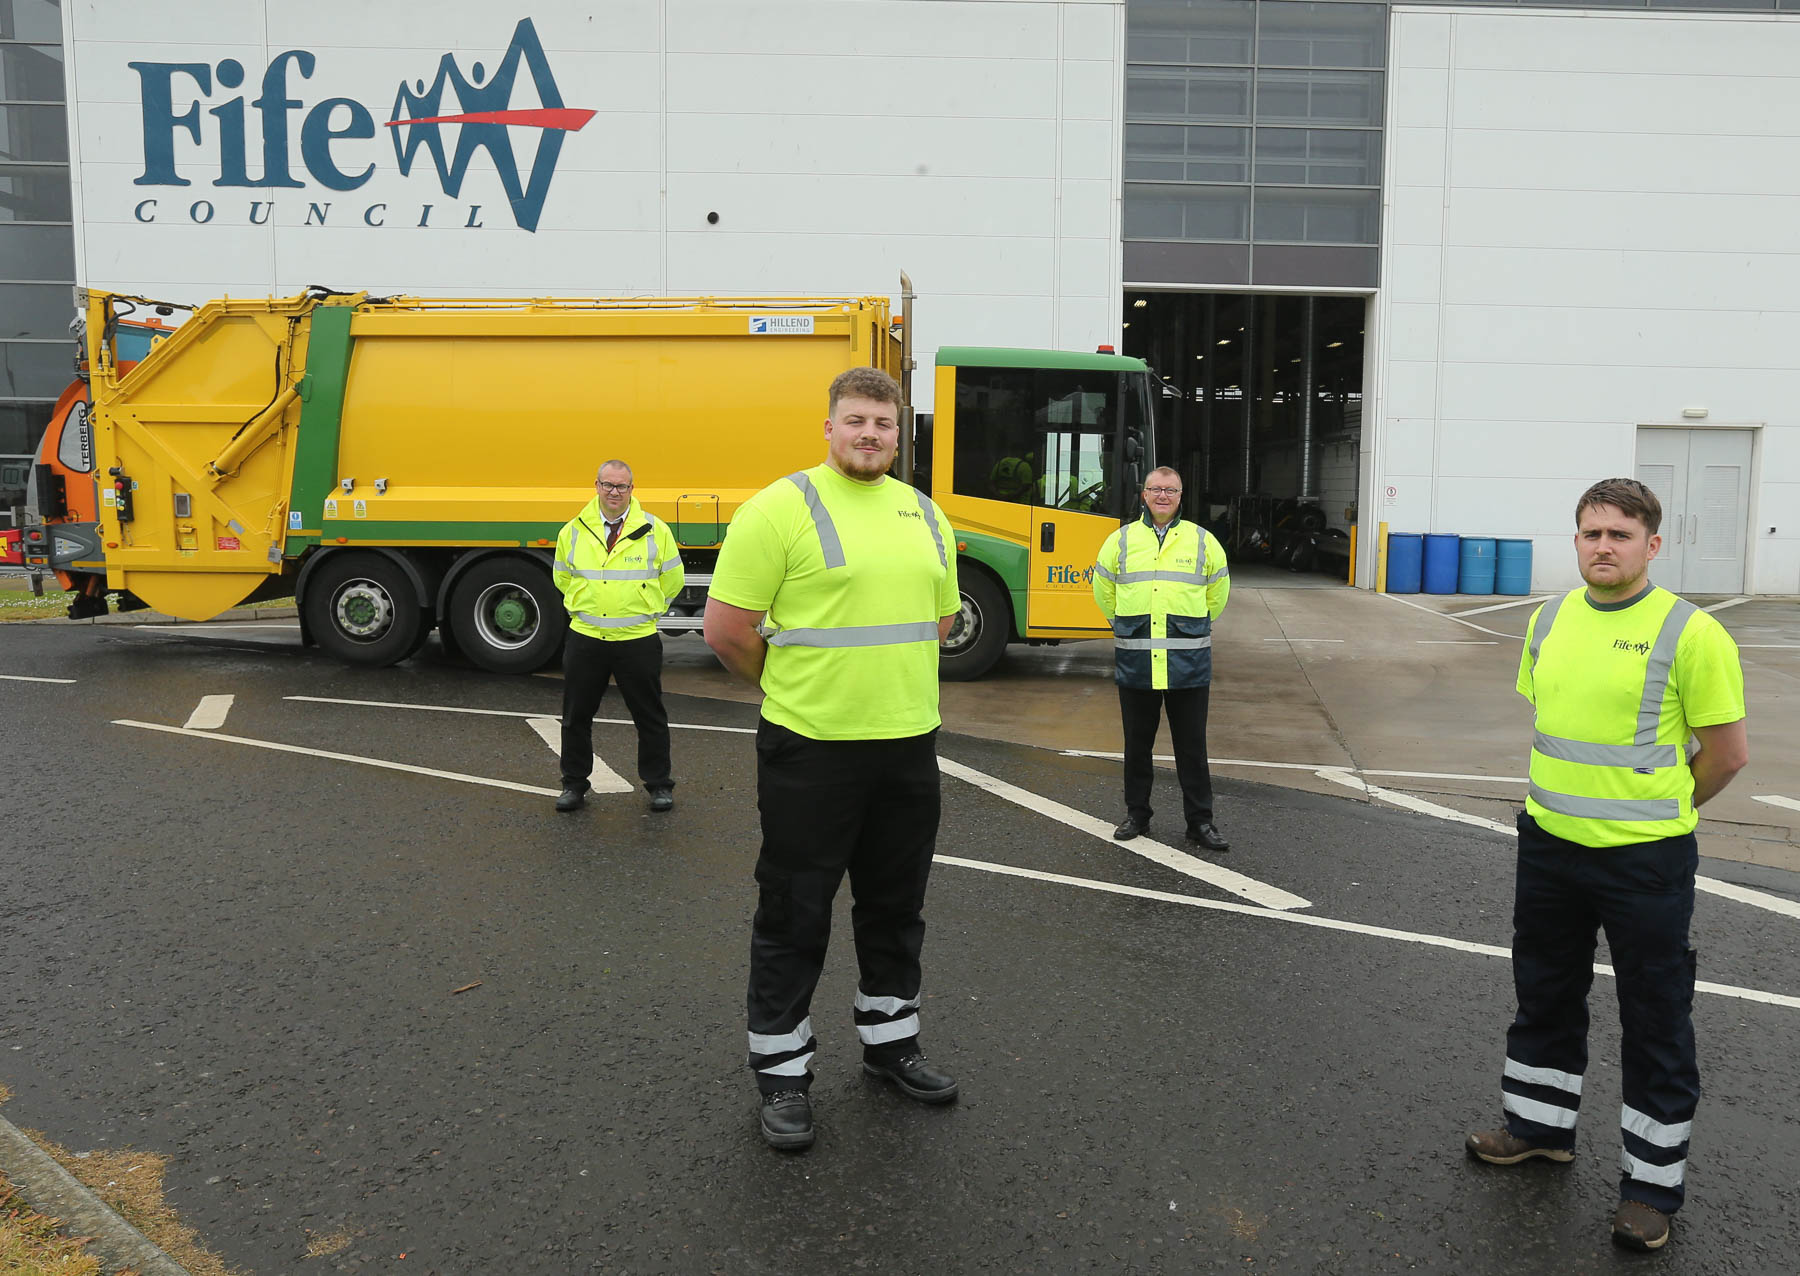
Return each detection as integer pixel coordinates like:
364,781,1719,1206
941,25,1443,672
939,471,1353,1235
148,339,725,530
303,552,425,668
448,556,567,674
940,566,1009,682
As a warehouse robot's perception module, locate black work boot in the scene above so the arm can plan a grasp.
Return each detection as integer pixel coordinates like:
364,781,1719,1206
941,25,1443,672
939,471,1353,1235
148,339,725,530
1113,814,1148,841
648,786,674,813
863,1052,959,1104
760,1090,814,1150
555,786,586,813
1186,822,1229,852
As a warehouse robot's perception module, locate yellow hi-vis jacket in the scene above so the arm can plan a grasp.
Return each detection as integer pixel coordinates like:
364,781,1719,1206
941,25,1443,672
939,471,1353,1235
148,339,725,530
1093,513,1230,690
553,495,686,641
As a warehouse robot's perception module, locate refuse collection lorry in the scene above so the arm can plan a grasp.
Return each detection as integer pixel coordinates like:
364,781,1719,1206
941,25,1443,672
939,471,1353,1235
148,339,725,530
20,280,1156,679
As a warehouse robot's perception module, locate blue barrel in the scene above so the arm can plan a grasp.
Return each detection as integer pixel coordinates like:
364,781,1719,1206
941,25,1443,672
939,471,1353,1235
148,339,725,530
1459,536,1497,596
1423,533,1460,594
1386,533,1423,594
1496,538,1533,595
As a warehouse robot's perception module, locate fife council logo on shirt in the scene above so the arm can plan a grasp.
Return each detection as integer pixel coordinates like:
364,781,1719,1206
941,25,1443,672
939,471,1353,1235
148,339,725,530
126,18,595,232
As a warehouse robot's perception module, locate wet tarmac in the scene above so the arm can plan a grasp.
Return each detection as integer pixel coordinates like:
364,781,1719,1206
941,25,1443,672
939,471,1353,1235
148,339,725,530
2,622,1798,1274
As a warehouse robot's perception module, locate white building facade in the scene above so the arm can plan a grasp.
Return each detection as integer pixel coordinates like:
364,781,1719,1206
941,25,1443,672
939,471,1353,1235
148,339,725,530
22,0,1800,592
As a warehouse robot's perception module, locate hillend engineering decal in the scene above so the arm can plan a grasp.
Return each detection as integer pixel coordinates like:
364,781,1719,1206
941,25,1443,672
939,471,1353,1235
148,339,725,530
128,18,594,232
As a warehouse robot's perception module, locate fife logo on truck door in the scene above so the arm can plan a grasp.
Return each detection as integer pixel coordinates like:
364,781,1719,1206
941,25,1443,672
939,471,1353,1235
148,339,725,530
128,18,593,232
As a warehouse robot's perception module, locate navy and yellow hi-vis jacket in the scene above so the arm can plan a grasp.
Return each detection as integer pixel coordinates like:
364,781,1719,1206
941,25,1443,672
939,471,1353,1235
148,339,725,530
1092,513,1230,690
553,496,685,641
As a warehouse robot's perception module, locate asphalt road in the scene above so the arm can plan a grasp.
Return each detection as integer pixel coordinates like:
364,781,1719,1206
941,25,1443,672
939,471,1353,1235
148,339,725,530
2,623,1797,1274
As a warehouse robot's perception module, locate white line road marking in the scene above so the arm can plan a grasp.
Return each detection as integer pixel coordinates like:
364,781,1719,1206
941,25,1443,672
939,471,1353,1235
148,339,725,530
937,756,1311,911
1061,750,1529,785
1694,877,1800,922
112,720,559,796
1452,595,1550,617
1417,640,1499,645
1753,795,1800,813
1379,591,1525,640
286,695,756,733
526,716,632,794
1263,637,1344,643
1702,596,1753,613
0,673,76,684
182,694,234,730
1315,768,1514,836
934,855,1800,1012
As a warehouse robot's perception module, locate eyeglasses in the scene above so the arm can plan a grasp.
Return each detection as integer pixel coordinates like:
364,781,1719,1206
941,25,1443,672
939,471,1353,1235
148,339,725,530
597,481,633,494
1144,486,1182,497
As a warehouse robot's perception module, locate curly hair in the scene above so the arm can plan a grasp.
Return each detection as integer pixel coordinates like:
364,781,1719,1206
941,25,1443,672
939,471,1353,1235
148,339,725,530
828,367,902,416
1575,477,1662,535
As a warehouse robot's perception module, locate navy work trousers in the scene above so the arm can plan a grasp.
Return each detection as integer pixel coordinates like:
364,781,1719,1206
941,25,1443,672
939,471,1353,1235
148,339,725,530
1120,684,1213,831
559,630,672,792
745,720,941,1094
1500,812,1700,1213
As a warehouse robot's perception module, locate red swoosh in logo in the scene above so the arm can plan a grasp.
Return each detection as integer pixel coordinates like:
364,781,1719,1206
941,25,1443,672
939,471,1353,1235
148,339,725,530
383,107,596,130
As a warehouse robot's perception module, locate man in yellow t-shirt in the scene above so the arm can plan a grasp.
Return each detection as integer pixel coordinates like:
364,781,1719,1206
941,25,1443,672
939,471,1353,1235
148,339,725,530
704,367,960,1152
1465,478,1748,1252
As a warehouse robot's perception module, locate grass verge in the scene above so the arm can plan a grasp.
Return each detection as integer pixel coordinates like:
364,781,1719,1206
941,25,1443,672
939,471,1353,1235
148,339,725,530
0,1083,249,1275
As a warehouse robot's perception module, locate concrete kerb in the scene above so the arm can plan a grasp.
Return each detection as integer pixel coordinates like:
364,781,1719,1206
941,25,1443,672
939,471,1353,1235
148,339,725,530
0,1112,194,1276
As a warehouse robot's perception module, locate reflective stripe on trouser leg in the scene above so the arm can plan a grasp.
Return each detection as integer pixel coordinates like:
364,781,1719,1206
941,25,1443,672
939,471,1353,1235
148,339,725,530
747,1017,816,1084
1620,1103,1690,1200
1501,1056,1583,1133
853,992,921,1049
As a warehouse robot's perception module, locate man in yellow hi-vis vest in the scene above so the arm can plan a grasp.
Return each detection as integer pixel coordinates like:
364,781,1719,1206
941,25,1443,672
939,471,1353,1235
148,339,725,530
552,459,686,813
1465,478,1748,1252
705,367,961,1152
1093,466,1231,852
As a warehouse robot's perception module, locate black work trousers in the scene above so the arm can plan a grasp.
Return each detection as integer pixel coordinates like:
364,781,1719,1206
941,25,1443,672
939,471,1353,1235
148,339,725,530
745,719,941,1094
559,630,672,792
1119,684,1213,831
1501,812,1699,1213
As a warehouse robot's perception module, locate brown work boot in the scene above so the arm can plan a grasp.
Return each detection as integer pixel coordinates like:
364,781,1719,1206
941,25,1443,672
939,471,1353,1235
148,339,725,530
1612,1200,1671,1251
1464,1127,1574,1165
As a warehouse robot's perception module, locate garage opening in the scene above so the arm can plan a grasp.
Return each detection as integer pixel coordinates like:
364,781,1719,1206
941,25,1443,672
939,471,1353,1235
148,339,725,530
1121,291,1366,587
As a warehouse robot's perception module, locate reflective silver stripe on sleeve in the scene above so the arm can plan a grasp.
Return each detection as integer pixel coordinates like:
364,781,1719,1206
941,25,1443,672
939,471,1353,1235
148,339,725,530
914,490,947,567
1113,636,1213,651
786,471,847,569
1503,1091,1578,1130
1528,783,1681,822
765,620,942,648
1528,593,1566,675
1620,1149,1686,1188
570,524,583,556
1505,1057,1583,1096
1093,562,1117,582
856,1014,921,1046
1532,732,1680,770
1636,598,1698,745
854,992,921,1015
658,558,682,574
748,1017,813,1055
553,559,575,574
577,612,654,629
1622,1104,1692,1148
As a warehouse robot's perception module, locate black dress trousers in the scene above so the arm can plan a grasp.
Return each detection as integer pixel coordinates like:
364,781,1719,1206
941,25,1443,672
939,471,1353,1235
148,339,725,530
559,629,672,791
1119,683,1213,831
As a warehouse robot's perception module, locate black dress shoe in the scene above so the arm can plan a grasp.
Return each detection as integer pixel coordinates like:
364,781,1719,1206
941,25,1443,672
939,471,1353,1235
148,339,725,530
759,1089,814,1149
1112,815,1148,841
863,1052,959,1104
648,786,674,813
1186,822,1230,852
554,786,586,812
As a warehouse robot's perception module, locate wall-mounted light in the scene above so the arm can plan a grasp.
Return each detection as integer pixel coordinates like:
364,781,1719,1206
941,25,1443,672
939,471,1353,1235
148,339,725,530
1325,340,1343,349
1132,298,1148,309
1217,338,1231,346
1682,407,1708,419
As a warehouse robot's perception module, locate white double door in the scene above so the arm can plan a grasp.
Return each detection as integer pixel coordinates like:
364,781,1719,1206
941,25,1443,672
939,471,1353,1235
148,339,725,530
1634,427,1752,596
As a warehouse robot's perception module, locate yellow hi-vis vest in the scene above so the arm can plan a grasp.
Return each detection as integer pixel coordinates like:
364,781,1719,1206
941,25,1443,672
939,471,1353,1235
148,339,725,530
1093,515,1230,690
1521,586,1744,848
553,496,686,641
708,464,959,741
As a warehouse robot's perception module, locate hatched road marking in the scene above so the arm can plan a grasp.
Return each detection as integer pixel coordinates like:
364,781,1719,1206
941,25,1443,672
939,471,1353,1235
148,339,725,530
937,756,1311,912
526,715,632,793
938,856,1800,1012
1754,795,1800,814
182,694,234,730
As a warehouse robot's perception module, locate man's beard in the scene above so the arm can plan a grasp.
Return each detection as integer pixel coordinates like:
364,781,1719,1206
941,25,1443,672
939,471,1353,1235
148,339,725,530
840,447,893,479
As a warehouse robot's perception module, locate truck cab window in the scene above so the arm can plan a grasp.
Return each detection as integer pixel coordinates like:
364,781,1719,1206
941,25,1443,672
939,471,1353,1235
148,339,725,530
953,366,1120,516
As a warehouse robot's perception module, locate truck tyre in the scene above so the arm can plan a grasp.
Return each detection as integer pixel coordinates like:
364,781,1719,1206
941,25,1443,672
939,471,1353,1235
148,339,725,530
447,556,567,675
303,552,426,668
940,565,1010,682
